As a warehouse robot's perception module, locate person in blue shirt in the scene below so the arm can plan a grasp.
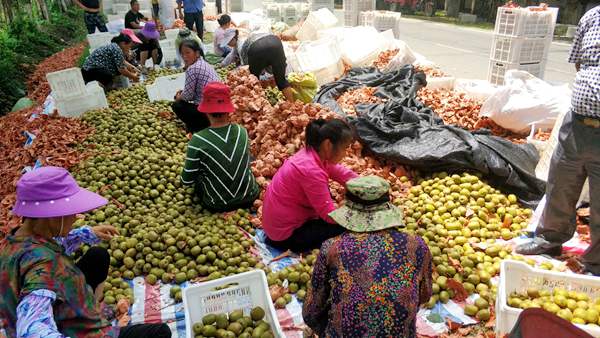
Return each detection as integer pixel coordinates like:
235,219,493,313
177,0,204,40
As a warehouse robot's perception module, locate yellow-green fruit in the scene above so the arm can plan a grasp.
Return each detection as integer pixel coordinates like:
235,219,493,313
202,314,217,325
464,304,478,316
572,317,586,325
543,302,560,314
228,322,243,336
574,308,588,320
193,322,204,335
585,309,599,324
203,325,217,337
229,310,243,322
216,314,228,329
476,309,491,321
557,309,573,321
439,291,450,303
475,297,489,310
251,307,265,321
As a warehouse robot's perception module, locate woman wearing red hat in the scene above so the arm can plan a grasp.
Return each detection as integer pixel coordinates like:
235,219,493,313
181,82,260,212
0,167,171,338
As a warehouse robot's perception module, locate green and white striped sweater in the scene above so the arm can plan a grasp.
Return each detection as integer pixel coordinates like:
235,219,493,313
181,123,259,211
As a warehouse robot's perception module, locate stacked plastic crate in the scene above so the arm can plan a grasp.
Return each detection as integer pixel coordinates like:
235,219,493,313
344,0,375,26
359,10,402,37
311,0,334,12
488,6,558,85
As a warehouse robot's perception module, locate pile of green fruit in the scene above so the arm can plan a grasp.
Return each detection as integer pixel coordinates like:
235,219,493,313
264,87,284,106
73,78,263,306
463,297,491,321
399,172,533,315
144,67,182,84
193,307,275,338
216,64,236,82
508,288,600,326
266,250,318,308
103,275,135,305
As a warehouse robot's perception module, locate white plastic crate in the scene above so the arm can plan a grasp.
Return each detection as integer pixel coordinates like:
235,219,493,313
340,26,386,67
311,0,334,12
146,72,185,101
490,35,551,64
46,67,87,100
296,8,338,41
494,6,558,38
497,260,600,337
183,270,284,338
266,4,281,20
243,0,263,11
284,4,297,18
113,3,129,13
87,32,117,51
55,81,108,117
312,59,344,85
161,48,179,67
488,60,545,85
204,2,217,16
230,0,243,11
343,0,376,26
164,29,180,40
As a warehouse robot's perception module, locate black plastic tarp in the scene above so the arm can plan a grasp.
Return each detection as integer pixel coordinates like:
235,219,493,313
314,66,545,207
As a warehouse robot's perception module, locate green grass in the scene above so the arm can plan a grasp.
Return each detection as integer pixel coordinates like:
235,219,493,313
404,13,495,30
78,46,90,67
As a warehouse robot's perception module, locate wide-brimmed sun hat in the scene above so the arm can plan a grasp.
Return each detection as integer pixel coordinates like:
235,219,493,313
329,176,404,232
12,166,107,218
121,28,142,44
197,82,235,114
141,21,160,40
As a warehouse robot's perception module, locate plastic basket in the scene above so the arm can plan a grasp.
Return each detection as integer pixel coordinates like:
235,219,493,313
55,81,108,117
312,59,344,85
311,0,334,11
113,3,129,14
296,8,338,41
491,35,551,64
340,26,386,67
146,72,185,102
488,60,545,85
46,67,87,100
267,4,281,19
182,270,283,338
496,260,600,337
87,32,117,51
164,29,180,40
494,6,558,38
204,2,217,16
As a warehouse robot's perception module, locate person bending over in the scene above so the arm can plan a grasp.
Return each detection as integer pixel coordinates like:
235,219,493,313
81,33,140,89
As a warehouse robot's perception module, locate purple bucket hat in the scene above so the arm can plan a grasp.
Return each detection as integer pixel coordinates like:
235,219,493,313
12,166,107,218
141,21,160,40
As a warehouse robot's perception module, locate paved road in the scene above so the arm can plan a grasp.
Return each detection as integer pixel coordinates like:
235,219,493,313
397,18,576,85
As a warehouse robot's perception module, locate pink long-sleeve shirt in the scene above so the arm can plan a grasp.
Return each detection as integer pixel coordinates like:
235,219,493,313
262,148,358,241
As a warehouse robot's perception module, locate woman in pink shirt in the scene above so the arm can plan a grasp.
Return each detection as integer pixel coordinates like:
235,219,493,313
262,119,358,252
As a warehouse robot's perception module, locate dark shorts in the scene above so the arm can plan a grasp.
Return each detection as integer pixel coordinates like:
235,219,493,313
84,12,108,34
81,68,114,87
247,35,289,91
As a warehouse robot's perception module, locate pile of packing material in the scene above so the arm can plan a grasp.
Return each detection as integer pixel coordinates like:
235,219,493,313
319,26,388,67
296,8,339,41
294,37,344,85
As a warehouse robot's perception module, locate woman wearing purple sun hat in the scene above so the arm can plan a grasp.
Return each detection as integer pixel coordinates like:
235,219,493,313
134,21,163,68
0,167,171,338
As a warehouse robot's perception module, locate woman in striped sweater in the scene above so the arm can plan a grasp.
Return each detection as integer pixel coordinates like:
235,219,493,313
180,82,259,212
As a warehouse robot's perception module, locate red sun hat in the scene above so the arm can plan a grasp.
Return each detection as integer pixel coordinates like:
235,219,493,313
197,82,235,114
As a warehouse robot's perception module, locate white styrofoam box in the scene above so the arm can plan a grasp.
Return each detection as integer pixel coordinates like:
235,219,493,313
488,59,546,85
490,35,551,64
313,60,344,85
204,2,217,16
205,20,219,33
161,48,179,66
113,3,129,13
340,26,386,67
295,37,341,72
296,8,338,41
55,81,108,118
243,0,263,12
46,67,87,100
165,28,180,40
159,38,176,50
230,0,242,11
183,270,284,338
496,260,600,337
311,0,334,11
426,77,456,90
458,12,477,23
146,72,185,101
494,6,558,38
87,32,117,51
334,9,344,26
